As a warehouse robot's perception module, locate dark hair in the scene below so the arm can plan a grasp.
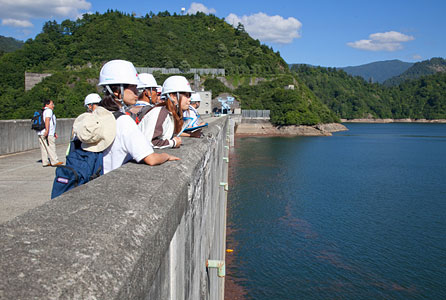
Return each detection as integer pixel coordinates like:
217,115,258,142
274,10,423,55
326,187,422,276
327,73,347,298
43,99,52,107
98,85,120,112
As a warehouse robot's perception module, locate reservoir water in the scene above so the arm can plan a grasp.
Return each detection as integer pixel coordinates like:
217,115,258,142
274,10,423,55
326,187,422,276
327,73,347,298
227,123,446,300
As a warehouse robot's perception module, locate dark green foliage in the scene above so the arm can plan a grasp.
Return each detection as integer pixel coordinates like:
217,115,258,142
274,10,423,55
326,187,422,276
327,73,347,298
203,78,230,96
382,72,446,119
292,64,389,119
234,75,339,125
383,57,446,86
0,68,99,119
0,11,289,120
2,11,445,123
0,11,287,75
0,35,23,53
293,64,446,120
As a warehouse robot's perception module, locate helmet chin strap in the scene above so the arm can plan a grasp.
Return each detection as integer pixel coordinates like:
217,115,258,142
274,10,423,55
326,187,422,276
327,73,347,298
167,93,179,111
106,84,127,111
167,93,183,118
119,85,127,111
147,88,153,105
176,92,182,117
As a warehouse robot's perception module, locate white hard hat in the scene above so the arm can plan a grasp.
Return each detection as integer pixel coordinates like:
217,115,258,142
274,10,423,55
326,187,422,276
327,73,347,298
161,76,192,95
190,93,202,102
138,73,161,89
84,93,102,106
98,60,140,86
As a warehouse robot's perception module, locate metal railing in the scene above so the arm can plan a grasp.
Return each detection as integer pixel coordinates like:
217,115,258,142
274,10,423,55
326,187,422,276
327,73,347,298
242,110,270,119
136,67,225,76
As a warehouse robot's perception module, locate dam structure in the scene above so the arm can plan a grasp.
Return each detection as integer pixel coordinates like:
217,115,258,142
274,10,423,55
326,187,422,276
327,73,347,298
0,116,232,299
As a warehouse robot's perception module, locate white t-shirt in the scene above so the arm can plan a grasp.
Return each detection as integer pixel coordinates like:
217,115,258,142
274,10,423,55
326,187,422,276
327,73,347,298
103,114,154,174
38,108,56,136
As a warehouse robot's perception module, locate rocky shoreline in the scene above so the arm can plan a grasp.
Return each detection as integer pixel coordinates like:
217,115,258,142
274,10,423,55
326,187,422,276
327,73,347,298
341,118,446,123
235,122,348,137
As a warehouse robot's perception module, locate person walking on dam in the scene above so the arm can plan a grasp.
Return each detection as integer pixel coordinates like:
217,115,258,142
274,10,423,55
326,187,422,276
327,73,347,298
37,99,62,167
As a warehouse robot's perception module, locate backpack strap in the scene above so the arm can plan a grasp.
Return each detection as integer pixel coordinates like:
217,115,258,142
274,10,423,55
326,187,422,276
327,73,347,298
123,104,155,124
112,111,125,119
137,105,154,122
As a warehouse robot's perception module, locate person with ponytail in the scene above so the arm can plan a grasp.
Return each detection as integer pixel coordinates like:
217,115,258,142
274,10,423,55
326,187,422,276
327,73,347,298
97,60,179,173
138,75,192,149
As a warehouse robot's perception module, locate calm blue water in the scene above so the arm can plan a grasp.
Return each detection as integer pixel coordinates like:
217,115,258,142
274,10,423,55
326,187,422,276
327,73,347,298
227,123,446,300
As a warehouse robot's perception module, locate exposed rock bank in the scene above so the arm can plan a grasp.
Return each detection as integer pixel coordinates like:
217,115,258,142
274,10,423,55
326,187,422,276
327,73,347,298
341,118,446,123
235,122,348,137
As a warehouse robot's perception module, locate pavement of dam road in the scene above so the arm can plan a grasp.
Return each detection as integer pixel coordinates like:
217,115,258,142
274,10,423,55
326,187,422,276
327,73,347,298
0,144,68,224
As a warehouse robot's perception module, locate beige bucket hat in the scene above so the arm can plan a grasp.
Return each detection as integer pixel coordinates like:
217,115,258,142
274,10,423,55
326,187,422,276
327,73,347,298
73,106,116,152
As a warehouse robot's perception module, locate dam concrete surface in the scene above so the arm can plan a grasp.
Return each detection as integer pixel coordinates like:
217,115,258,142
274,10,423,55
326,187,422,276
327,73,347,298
0,144,68,224
0,115,229,299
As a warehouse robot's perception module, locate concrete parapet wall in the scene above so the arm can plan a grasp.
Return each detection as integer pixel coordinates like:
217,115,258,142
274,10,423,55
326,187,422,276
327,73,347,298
0,118,74,155
0,117,229,300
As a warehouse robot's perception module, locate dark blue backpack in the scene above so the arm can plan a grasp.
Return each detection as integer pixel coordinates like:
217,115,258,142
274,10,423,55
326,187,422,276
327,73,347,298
31,109,45,131
51,138,104,199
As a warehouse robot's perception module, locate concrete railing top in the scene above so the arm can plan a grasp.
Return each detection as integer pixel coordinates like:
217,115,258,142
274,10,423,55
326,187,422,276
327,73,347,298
0,116,228,299
0,118,74,123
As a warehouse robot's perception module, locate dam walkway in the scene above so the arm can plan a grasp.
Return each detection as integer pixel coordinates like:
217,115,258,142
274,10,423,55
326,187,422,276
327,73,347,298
0,144,68,224
0,116,232,299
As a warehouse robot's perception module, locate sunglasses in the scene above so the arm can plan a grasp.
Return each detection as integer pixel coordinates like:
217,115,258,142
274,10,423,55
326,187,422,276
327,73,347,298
125,85,139,95
180,92,191,98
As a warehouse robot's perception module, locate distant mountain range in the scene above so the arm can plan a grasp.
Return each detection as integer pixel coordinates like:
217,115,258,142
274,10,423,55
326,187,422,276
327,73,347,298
340,60,414,83
290,57,446,86
0,35,23,54
382,57,446,86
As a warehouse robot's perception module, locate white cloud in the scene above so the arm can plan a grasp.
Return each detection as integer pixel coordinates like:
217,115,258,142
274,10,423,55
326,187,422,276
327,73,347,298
226,12,302,44
0,0,91,27
412,54,422,60
347,31,414,51
2,18,33,28
186,2,216,15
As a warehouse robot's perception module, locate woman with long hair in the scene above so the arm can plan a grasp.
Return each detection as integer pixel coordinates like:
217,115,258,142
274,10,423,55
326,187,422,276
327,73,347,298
138,75,192,149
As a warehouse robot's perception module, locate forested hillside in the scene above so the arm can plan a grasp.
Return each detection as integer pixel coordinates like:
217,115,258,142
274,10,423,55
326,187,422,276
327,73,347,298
383,57,446,86
233,75,339,125
341,59,413,83
1,10,445,123
0,10,286,91
1,11,335,126
292,65,389,118
292,64,446,119
0,35,23,56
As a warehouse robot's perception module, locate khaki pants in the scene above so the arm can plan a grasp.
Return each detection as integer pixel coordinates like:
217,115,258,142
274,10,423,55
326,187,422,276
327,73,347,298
38,135,59,166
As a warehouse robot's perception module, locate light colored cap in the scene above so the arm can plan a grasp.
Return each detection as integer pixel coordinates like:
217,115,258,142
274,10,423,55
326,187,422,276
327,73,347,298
98,59,141,86
73,106,116,152
190,93,202,102
138,73,161,89
84,93,102,106
162,75,192,95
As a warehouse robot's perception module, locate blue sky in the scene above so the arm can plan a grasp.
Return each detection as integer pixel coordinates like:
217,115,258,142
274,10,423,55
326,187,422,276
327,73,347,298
0,0,445,67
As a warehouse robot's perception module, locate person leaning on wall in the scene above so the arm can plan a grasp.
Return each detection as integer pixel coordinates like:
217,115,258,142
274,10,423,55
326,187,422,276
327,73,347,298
138,75,194,149
97,59,179,174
